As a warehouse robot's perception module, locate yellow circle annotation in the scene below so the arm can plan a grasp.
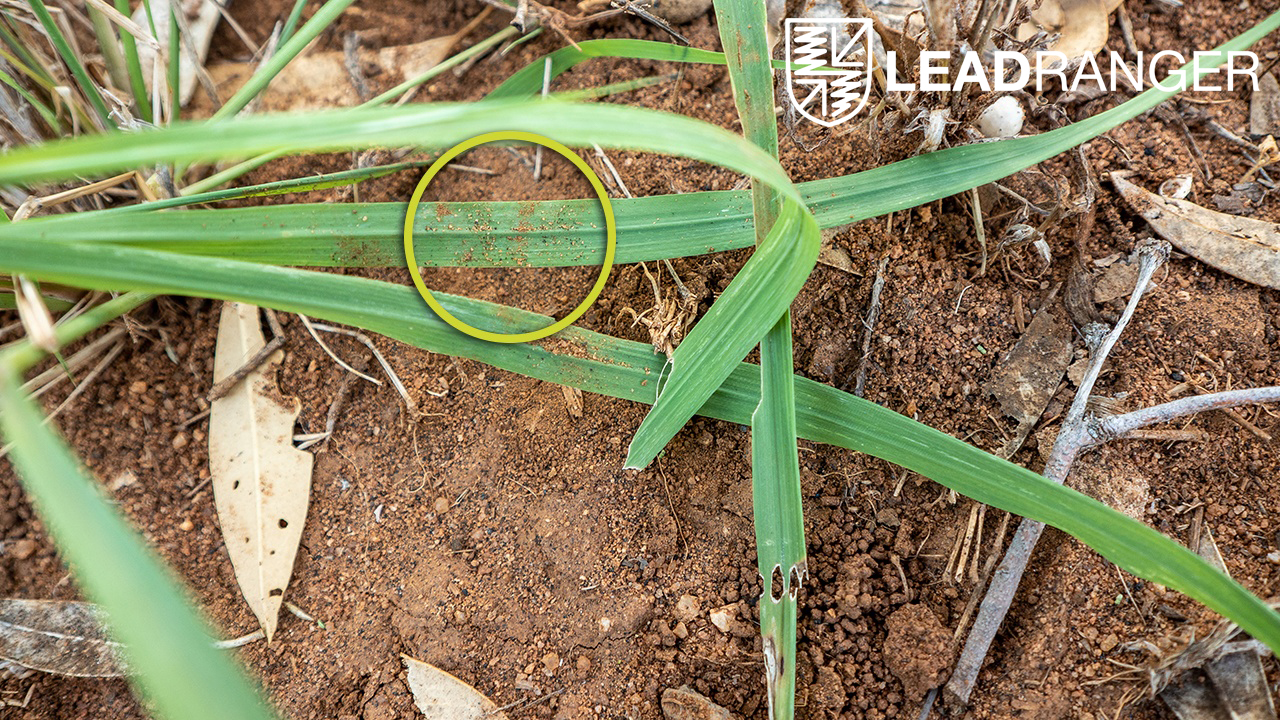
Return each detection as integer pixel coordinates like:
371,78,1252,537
403,131,616,344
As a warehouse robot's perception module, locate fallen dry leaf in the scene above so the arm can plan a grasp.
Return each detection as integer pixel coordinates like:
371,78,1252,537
0,599,125,677
1111,173,1280,290
402,655,509,720
661,685,733,720
209,303,312,642
1251,73,1280,137
987,307,1072,428
133,0,225,106
1018,0,1123,61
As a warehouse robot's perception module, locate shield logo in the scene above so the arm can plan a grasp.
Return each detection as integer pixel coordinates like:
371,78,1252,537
784,17,873,128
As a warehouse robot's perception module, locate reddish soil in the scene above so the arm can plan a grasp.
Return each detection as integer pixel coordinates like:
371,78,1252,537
3,1,1280,719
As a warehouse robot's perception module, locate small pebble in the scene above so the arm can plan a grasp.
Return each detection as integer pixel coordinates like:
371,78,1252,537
674,594,700,622
976,96,1024,138
541,651,559,676
709,607,732,633
179,519,194,532
433,497,450,514
128,381,147,394
10,539,36,560
576,656,591,674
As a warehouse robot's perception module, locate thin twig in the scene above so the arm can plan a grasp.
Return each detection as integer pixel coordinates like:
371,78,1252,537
1091,386,1280,444
207,308,286,402
297,314,381,386
946,239,1169,708
854,255,889,397
304,321,417,415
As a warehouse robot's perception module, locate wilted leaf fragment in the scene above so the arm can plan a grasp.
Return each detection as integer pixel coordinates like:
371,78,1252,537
1112,174,1280,290
0,599,125,677
987,308,1071,427
1251,73,1280,137
209,303,312,642
402,655,508,720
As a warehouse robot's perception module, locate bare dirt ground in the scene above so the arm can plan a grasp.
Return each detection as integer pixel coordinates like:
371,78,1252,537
2,0,1280,718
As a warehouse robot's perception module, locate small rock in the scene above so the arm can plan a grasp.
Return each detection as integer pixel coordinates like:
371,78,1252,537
1100,633,1119,652
709,607,733,633
171,432,189,450
575,655,591,675
598,616,613,633
673,621,689,639
179,519,194,532
128,381,147,394
875,508,901,528
433,496,450,514
661,685,733,720
674,594,700,623
9,538,36,560
541,651,559,676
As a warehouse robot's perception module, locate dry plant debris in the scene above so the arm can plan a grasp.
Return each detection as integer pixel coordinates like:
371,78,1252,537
1016,0,1125,59
0,599,125,678
402,655,509,719
660,684,734,720
195,36,458,113
208,302,312,642
1251,73,1280,137
1111,172,1280,290
133,0,224,106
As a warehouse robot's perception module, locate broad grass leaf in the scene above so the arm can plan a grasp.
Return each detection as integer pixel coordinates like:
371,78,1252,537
209,302,312,643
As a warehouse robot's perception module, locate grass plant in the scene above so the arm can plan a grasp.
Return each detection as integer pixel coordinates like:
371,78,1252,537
1,5,1279,719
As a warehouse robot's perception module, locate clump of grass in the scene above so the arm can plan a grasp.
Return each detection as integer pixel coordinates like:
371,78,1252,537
1,6,1280,720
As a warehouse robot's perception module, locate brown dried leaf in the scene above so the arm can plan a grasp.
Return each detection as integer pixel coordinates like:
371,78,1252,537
209,303,312,643
1250,73,1280,137
986,307,1072,426
402,655,508,720
0,599,125,677
1018,0,1120,60
1111,173,1280,290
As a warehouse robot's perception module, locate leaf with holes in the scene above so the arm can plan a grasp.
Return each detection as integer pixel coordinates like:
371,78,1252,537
209,302,312,642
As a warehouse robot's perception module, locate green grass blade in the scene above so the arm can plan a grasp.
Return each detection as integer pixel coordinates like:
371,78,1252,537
87,4,128,96
27,0,116,130
0,292,275,720
3,239,1280,656
0,375,277,720
168,5,180,122
278,0,309,45
0,101,802,204
211,0,358,121
623,201,819,467
113,0,153,120
18,11,1280,267
714,0,803,716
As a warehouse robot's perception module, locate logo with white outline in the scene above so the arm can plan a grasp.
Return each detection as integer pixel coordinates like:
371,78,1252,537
784,17,873,128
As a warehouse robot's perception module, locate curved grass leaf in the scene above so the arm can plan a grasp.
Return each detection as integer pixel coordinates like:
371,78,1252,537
622,200,817,468
3,238,1279,658
0,100,801,201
